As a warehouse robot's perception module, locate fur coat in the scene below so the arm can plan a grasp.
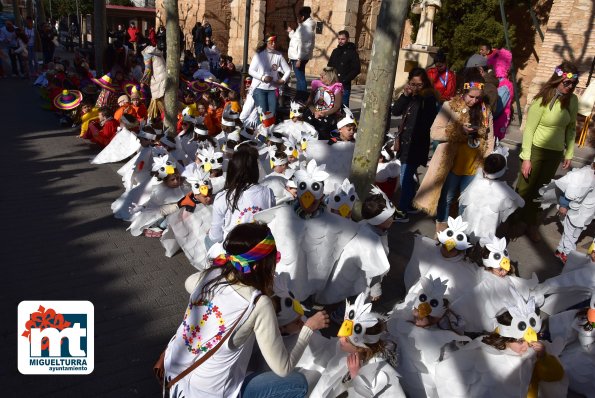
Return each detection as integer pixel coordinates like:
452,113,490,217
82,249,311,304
413,97,494,216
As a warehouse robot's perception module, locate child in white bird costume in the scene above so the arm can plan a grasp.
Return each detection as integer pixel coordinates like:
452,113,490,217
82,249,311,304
537,159,595,264
128,154,187,237
449,235,543,334
158,167,214,269
459,142,524,242
435,287,567,398
310,293,405,398
273,101,318,142
325,178,358,219
404,216,477,301
387,275,469,398
254,160,390,304
546,292,595,397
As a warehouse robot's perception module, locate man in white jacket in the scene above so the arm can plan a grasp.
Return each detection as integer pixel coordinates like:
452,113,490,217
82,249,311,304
287,7,316,102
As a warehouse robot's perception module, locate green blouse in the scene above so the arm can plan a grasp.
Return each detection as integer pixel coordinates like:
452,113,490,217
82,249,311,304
520,94,578,160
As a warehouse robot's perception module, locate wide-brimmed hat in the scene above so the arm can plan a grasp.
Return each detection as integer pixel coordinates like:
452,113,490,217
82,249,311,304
53,89,83,110
123,83,145,100
81,84,98,96
188,80,210,93
91,73,117,92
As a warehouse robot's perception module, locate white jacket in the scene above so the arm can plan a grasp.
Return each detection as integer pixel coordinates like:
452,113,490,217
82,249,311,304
248,49,291,91
288,18,316,61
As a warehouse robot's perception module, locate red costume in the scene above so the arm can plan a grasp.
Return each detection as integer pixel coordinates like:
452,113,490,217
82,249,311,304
92,118,120,147
427,67,457,102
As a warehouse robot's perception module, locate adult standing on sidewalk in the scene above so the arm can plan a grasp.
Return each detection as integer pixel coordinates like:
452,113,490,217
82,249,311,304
327,30,360,108
24,17,37,75
427,49,456,103
248,34,290,117
287,7,315,102
512,61,579,242
39,22,57,66
192,22,205,60
0,20,19,76
127,22,140,54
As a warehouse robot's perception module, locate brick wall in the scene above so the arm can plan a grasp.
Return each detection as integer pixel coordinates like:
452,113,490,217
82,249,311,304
156,0,231,56
353,0,381,84
526,0,595,106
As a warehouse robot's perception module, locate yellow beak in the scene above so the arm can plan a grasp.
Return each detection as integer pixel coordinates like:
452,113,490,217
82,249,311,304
337,319,353,337
292,300,304,316
203,162,212,172
338,204,351,218
299,191,315,209
301,141,308,151
523,326,538,343
500,257,511,271
289,112,295,119
444,239,456,252
292,149,299,158
587,308,595,323
199,185,209,196
417,302,432,318
589,241,594,254
165,165,175,175
270,159,274,169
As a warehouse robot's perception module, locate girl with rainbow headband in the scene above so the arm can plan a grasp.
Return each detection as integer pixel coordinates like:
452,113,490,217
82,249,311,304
164,223,329,398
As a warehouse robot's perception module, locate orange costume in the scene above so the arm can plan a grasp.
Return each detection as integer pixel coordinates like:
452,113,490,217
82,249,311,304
114,103,148,122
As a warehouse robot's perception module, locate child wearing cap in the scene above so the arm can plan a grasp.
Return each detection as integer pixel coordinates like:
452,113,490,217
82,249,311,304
114,94,131,122
129,88,148,122
328,107,356,145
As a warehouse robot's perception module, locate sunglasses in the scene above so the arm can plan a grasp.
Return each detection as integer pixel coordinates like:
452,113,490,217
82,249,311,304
562,80,578,88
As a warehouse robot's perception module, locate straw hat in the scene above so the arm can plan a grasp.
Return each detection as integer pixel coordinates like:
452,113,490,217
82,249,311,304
53,89,83,110
189,80,210,93
123,83,145,100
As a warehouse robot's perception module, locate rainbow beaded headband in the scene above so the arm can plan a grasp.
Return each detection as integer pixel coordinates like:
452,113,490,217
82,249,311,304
213,233,276,273
463,82,484,90
555,67,578,80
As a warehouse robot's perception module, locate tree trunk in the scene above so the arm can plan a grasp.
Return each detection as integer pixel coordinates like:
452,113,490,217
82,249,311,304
349,0,409,210
164,0,180,138
12,0,22,27
93,0,106,75
36,0,46,25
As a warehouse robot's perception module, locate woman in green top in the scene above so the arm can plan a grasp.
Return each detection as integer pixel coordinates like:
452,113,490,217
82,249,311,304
515,61,579,242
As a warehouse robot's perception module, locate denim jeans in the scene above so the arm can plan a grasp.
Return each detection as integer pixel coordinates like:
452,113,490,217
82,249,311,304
398,163,419,212
342,88,351,108
252,88,277,117
291,59,308,94
28,46,37,72
241,371,308,398
436,172,476,222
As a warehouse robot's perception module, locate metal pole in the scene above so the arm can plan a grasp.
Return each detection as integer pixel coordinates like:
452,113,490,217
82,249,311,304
499,0,523,124
240,0,252,100
349,0,409,205
75,0,80,49
528,5,544,42
49,0,52,23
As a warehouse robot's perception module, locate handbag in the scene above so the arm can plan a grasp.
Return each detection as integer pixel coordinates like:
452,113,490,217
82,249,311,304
153,294,262,393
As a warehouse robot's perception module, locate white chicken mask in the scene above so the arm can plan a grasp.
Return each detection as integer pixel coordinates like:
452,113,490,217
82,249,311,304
289,101,303,119
413,275,449,319
186,167,212,197
299,131,313,151
366,185,396,225
480,235,511,272
282,136,300,159
336,105,357,130
497,287,542,343
294,159,329,211
337,292,381,348
437,216,473,252
152,155,177,179
273,274,305,327
327,178,358,218
197,147,224,172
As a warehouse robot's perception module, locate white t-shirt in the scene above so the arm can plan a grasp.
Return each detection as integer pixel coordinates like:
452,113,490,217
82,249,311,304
209,184,275,242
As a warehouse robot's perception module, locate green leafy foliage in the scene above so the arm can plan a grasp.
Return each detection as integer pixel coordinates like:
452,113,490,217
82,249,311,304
409,0,516,71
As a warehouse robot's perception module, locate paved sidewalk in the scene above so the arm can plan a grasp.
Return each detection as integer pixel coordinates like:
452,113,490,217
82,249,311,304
1,76,588,397
1,78,194,396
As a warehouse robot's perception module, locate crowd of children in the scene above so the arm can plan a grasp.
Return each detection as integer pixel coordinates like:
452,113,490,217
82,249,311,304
38,44,595,398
